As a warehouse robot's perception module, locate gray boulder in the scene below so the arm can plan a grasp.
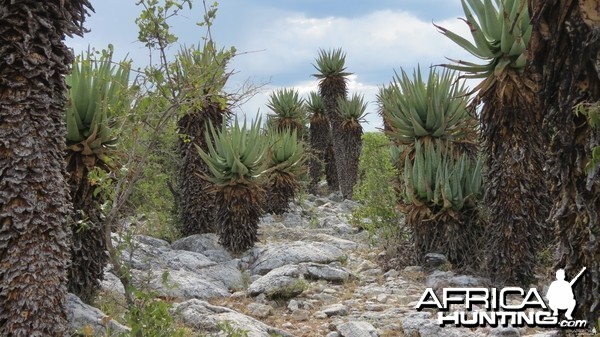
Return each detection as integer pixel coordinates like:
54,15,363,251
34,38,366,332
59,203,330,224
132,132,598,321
171,233,232,263
67,293,130,336
251,241,345,275
400,312,476,337
100,270,125,295
247,264,307,298
172,299,292,337
132,268,230,299
337,321,378,337
304,262,351,282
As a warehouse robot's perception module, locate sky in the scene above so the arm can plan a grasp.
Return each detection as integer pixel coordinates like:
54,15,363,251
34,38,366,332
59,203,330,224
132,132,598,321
67,0,476,131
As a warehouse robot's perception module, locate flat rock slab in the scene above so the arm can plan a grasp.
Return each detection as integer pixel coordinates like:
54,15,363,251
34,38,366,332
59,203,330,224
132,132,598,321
400,312,477,337
67,293,130,336
132,268,231,300
251,241,346,275
304,262,352,282
171,233,232,263
337,321,378,337
172,299,292,337
247,264,307,297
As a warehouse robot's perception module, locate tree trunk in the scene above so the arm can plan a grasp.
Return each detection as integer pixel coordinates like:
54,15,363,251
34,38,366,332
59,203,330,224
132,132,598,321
66,155,109,304
482,69,551,286
532,0,600,323
319,77,348,198
0,1,91,335
177,104,227,236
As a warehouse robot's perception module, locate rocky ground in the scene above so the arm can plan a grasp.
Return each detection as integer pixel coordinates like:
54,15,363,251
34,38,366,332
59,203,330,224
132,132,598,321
68,193,564,337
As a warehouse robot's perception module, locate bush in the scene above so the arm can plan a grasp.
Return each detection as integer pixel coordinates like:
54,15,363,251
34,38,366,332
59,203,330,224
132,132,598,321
351,132,401,238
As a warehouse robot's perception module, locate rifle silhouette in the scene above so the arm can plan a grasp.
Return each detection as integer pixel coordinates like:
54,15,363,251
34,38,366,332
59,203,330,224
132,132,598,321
569,267,586,286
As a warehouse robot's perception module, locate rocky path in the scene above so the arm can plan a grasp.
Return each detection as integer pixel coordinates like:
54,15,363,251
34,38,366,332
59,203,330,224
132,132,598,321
69,193,561,337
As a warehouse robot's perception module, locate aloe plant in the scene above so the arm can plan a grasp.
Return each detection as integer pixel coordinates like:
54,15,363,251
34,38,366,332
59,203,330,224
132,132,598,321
264,128,306,215
438,0,550,285
197,117,267,253
65,49,131,303
381,66,477,146
381,66,482,268
435,0,531,92
337,94,368,199
313,48,352,198
266,88,307,134
306,91,338,193
174,42,235,236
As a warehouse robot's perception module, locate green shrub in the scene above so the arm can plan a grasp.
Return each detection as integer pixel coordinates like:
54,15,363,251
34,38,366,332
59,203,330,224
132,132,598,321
351,132,401,238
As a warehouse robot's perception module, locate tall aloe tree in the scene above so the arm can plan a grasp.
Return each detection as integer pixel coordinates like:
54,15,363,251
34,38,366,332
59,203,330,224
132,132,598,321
197,118,267,253
306,92,338,193
381,67,483,268
437,0,550,285
337,94,368,199
65,50,130,303
266,88,307,134
174,42,234,236
264,129,306,215
0,1,91,335
313,48,351,198
531,0,599,324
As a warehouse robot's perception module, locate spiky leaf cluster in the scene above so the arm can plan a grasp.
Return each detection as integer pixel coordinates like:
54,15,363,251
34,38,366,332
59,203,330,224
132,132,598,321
65,50,130,156
312,48,353,79
338,94,368,127
264,129,306,214
197,117,266,185
394,141,483,211
172,41,235,110
381,67,475,144
266,88,307,131
306,91,326,122
266,128,306,175
435,0,531,91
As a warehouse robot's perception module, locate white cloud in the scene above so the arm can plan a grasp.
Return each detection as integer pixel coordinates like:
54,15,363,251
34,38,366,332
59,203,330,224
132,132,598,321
226,8,476,132
228,9,473,81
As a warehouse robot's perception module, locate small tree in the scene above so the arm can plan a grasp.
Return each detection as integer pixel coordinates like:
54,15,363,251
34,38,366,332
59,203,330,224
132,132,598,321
313,48,352,198
337,94,368,199
306,91,338,193
437,0,550,285
381,67,483,268
65,49,131,303
197,118,267,253
263,129,306,215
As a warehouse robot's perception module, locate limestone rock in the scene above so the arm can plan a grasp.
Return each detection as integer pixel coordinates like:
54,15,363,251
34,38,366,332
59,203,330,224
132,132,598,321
304,262,351,282
337,321,378,337
171,233,232,263
247,303,273,319
251,241,345,275
322,303,348,317
247,264,307,298
67,293,130,336
172,299,292,337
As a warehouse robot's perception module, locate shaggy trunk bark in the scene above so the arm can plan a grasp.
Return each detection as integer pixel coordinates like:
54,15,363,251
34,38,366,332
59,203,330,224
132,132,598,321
533,0,600,323
308,116,330,194
482,70,550,286
177,104,227,236
319,77,348,198
66,156,109,304
0,1,91,335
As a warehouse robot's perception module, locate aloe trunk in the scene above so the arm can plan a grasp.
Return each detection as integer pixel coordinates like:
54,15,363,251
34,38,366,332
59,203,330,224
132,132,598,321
533,0,600,323
0,1,91,335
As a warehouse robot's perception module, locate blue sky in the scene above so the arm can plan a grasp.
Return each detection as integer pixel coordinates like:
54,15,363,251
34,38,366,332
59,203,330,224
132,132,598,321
68,0,474,131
